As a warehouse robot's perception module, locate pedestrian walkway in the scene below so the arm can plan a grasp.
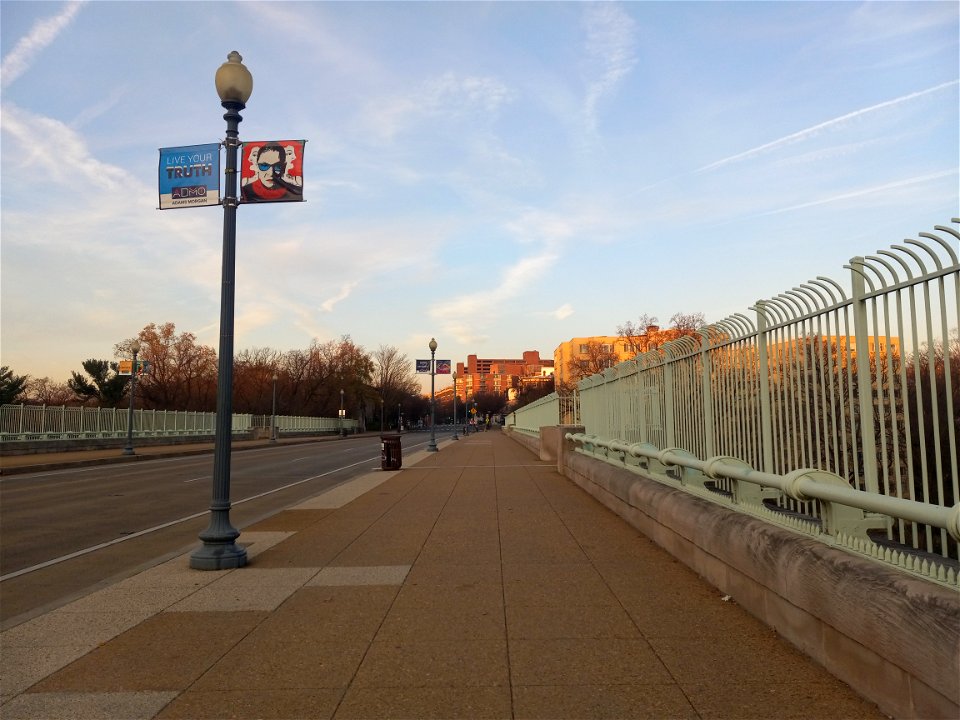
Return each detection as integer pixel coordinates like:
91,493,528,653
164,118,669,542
0,431,884,719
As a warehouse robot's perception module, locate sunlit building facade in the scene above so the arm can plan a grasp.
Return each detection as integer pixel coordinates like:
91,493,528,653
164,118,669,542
453,351,554,402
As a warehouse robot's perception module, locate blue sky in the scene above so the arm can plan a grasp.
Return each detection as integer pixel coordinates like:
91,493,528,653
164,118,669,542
2,1,957,390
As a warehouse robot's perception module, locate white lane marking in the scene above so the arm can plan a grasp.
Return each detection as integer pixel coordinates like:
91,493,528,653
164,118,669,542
183,476,208,483
0,454,381,583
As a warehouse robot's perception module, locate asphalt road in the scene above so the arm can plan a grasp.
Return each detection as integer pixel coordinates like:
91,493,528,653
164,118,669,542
0,433,445,626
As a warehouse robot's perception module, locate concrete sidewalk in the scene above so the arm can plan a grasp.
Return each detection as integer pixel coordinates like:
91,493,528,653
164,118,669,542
0,431,884,719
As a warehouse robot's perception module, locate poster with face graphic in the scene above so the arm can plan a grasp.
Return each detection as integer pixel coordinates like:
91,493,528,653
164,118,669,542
239,140,305,203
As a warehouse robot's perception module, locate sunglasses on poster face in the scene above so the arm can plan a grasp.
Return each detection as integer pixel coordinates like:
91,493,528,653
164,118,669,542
258,162,284,172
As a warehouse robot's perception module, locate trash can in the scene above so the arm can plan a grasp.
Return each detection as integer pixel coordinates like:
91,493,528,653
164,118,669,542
380,433,402,470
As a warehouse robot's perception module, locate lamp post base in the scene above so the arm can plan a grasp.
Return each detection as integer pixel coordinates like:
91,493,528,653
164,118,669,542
190,511,247,570
190,540,247,570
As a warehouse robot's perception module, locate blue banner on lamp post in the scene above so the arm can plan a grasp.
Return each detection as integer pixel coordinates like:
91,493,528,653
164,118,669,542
416,360,431,373
158,144,221,209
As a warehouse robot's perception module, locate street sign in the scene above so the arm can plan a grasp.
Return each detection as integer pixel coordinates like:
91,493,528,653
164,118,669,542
415,360,431,373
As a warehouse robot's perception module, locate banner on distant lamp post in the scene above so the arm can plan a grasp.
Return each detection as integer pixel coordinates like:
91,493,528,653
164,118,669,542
118,360,150,376
158,144,220,209
416,360,451,374
239,140,306,203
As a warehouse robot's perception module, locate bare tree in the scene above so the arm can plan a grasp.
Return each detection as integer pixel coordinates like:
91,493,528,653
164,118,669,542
565,339,620,384
233,347,283,414
618,311,705,356
669,311,705,333
119,323,217,411
24,376,75,406
617,313,659,348
372,344,420,409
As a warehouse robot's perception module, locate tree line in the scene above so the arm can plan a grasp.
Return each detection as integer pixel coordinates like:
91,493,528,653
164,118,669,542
1,322,435,431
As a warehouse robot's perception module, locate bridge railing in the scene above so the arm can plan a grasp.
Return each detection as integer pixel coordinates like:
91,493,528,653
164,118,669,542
0,405,357,441
506,393,580,436
515,220,959,566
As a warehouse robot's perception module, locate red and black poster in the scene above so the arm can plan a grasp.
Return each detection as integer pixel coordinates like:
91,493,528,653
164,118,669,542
239,140,305,203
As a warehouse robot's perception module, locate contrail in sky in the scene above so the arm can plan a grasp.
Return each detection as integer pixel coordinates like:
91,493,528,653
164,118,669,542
759,169,956,216
695,80,959,174
1,1,85,89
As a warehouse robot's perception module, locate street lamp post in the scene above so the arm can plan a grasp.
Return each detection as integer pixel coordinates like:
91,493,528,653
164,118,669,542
398,403,401,431
340,389,346,438
451,372,459,440
190,51,253,571
270,373,278,443
122,340,142,456
380,396,384,431
427,338,438,452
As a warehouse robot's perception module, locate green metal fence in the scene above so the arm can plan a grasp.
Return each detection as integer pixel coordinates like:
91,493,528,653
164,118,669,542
512,220,959,569
0,405,357,441
507,393,579,435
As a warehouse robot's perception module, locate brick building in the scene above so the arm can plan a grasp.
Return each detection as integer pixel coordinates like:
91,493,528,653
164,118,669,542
453,351,554,402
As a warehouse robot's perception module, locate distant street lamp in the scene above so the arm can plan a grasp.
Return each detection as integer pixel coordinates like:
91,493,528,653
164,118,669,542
270,373,278,443
427,338,438,452
451,372,459,440
398,402,401,431
340,388,346,438
380,396,385,431
191,50,253,571
122,340,142,456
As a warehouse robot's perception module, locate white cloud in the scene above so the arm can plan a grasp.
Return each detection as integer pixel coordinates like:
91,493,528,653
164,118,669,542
1,103,132,190
71,84,130,128
552,303,574,320
581,3,637,137
320,282,358,313
364,71,515,142
1,1,85,89
505,208,578,247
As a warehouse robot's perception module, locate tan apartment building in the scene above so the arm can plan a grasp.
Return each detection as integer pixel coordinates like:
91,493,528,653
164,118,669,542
553,326,694,387
553,337,634,388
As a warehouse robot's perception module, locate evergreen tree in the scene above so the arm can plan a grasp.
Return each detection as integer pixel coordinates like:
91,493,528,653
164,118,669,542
0,366,28,405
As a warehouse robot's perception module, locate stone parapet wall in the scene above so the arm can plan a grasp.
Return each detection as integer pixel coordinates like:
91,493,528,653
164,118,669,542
504,426,960,720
